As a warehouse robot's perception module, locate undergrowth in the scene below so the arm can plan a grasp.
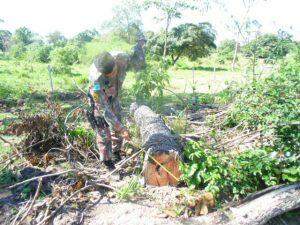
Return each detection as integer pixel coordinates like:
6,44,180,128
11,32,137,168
181,48,300,202
116,177,143,200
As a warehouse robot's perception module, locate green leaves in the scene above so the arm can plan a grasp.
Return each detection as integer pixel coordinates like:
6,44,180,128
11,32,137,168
180,140,300,202
132,61,169,101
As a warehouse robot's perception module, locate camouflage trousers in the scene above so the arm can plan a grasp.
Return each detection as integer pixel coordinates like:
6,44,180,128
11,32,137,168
86,92,123,162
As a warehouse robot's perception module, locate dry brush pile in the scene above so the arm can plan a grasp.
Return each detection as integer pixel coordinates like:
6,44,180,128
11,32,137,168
0,101,137,225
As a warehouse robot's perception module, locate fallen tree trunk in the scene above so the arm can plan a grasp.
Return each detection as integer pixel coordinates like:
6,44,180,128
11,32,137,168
130,103,182,186
188,183,300,225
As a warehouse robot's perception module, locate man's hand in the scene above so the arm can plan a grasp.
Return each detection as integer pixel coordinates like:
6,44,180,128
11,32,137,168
121,129,130,142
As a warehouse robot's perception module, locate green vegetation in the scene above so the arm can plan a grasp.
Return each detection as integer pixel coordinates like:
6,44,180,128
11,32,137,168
0,169,18,186
148,22,216,65
243,32,294,62
180,48,300,202
50,44,80,73
0,0,299,216
217,39,237,63
116,177,143,200
181,141,299,200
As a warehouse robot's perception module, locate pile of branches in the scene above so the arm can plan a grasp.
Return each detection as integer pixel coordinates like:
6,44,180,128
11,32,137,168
0,102,137,225
177,106,267,153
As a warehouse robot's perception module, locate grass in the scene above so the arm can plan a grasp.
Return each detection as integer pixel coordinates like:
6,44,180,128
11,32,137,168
0,36,249,156
116,177,143,200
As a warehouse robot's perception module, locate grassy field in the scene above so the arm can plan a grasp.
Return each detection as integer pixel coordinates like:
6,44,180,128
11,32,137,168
0,51,243,153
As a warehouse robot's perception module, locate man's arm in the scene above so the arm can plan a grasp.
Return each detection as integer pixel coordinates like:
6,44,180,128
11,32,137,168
129,36,146,72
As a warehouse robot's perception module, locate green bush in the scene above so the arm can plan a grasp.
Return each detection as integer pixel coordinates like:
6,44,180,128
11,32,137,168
9,43,26,59
180,141,299,200
181,48,300,201
26,44,52,63
50,44,80,73
132,61,169,101
217,39,237,63
225,52,300,153
242,33,294,62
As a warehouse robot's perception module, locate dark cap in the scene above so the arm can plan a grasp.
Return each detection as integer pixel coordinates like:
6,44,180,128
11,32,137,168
94,52,115,75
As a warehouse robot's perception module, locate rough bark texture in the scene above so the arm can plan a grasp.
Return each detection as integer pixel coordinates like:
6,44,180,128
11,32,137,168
130,103,182,186
188,183,300,225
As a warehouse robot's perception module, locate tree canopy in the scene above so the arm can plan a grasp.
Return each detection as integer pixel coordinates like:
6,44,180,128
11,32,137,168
217,39,238,62
148,22,216,65
46,31,67,47
0,30,12,52
101,0,143,44
73,29,99,44
243,32,294,61
13,27,34,46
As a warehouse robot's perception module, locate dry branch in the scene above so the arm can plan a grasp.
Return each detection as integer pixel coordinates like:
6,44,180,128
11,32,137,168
8,170,74,189
16,178,43,225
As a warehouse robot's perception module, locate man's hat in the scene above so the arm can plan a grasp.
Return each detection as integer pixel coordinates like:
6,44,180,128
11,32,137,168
94,52,115,75
137,33,147,42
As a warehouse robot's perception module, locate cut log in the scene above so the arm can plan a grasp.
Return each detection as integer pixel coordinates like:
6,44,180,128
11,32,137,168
188,183,300,225
130,103,182,186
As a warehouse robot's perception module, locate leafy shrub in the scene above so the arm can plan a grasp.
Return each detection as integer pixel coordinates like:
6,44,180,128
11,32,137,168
225,51,300,153
181,48,300,201
13,27,34,46
9,43,26,59
26,44,52,63
180,141,300,200
242,33,294,62
217,39,237,63
132,61,169,101
73,29,98,44
50,44,80,73
0,30,12,52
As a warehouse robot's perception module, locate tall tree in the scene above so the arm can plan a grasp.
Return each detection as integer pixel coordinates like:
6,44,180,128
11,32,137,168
0,30,12,52
148,22,216,65
221,0,263,70
144,0,197,58
13,27,34,45
102,0,143,43
46,31,67,47
74,29,99,43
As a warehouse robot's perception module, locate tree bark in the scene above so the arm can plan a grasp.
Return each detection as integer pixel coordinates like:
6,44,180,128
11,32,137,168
232,40,239,70
172,54,181,65
188,183,300,225
130,103,182,186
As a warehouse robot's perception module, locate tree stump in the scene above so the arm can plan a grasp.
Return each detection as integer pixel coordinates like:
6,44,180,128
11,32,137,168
130,103,182,186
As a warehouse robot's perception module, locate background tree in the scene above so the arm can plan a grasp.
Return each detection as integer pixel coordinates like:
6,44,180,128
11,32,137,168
243,32,294,62
0,30,12,52
46,31,67,47
144,0,197,58
217,39,238,63
74,29,99,44
220,0,262,70
148,22,216,65
13,27,34,46
101,0,143,44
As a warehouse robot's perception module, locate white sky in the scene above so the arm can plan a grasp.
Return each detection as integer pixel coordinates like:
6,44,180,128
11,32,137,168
0,0,299,43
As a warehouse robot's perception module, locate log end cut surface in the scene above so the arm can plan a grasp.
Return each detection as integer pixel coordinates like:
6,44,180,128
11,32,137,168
143,153,181,186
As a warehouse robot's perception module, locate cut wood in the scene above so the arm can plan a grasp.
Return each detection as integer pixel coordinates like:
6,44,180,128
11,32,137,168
188,183,300,225
130,103,182,186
